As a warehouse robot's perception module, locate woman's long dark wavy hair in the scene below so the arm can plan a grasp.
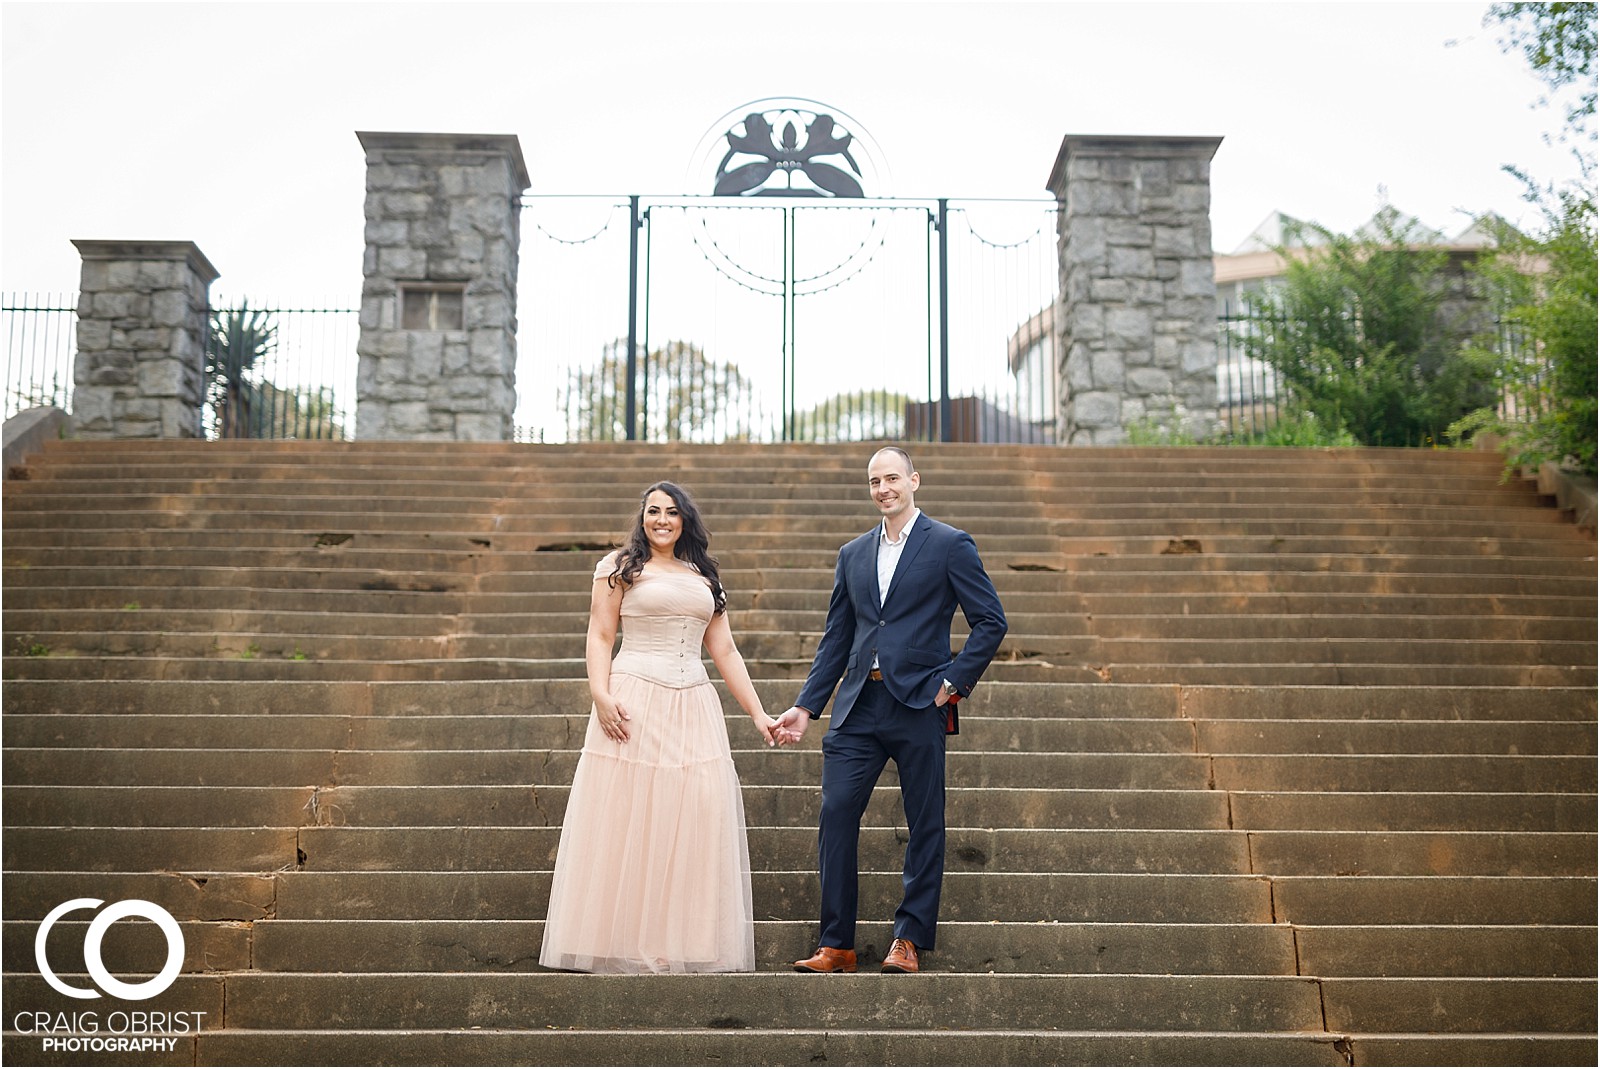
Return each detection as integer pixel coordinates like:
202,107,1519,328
608,481,726,615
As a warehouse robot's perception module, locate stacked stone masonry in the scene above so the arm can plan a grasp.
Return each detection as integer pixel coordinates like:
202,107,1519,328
1049,136,1224,445
69,240,218,439
355,132,530,441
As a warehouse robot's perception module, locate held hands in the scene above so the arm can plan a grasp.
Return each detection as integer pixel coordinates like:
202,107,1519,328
771,707,811,746
594,695,631,742
751,711,778,747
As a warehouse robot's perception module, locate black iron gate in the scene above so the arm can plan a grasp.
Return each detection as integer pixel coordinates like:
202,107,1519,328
520,195,1059,445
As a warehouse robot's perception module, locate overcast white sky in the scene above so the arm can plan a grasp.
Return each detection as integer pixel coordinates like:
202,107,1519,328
1,0,1585,302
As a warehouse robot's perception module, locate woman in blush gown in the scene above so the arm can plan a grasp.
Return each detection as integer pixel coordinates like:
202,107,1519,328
539,480,777,973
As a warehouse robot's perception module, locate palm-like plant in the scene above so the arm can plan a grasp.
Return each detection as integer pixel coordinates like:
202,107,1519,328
205,302,277,438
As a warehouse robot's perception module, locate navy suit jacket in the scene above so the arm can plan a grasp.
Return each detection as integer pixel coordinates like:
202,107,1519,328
795,512,1007,730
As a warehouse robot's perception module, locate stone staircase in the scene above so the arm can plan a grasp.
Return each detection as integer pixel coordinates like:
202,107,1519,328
3,439,1595,1066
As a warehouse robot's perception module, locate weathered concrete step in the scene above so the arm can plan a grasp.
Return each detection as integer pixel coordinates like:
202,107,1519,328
14,917,1586,979
5,625,1588,669
20,1028,1590,1069
4,710,1587,758
10,628,1088,664
0,783,1236,832
1102,663,1596,687
1320,977,1597,1033
1269,876,1598,925
8,679,1590,723
7,783,1588,836
22,436,1514,465
1344,1034,1599,1067
1294,925,1596,978
0,607,1092,640
9,825,1588,878
1229,792,1597,832
0,712,1196,754
1,870,1277,924
1081,591,1599,618
8,654,1589,688
12,869,1590,926
1095,636,1596,666
1210,754,1593,792
4,493,1573,532
1,826,1253,879
1197,720,1597,756
4,479,1554,515
8,557,1591,594
0,971,1334,1032
11,528,1591,564
1093,614,1596,642
1246,830,1594,877
0,918,1303,977
0,747,1213,789
7,509,1579,546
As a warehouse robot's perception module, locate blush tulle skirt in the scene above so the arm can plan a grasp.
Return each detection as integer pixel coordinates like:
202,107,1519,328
538,672,756,973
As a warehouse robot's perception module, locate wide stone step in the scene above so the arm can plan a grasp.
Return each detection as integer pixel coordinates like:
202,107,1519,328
1098,635,1594,665
0,870,1277,924
0,607,1092,640
3,473,1548,512
2,918,1303,977
0,785,1238,833
0,746,1212,788
9,1027,1585,1069
12,916,1588,979
0,971,1335,1033
0,712,1195,753
1269,875,1598,925
8,825,1589,878
8,653,1590,688
1228,791,1597,832
11,528,1593,564
7,679,1591,722
0,825,1254,878
1093,614,1595,641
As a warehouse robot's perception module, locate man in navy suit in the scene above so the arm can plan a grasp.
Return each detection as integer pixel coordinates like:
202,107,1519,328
773,446,1007,974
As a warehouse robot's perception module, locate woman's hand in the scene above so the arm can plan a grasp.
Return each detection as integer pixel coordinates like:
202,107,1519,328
751,711,777,747
594,695,631,742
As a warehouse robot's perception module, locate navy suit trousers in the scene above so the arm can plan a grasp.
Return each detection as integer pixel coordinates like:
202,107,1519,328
817,678,947,951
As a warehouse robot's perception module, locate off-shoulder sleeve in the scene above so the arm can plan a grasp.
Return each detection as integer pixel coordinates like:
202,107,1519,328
593,553,620,582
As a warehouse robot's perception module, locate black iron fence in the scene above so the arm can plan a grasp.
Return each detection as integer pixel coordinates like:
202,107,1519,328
2,293,76,422
202,299,358,440
3,286,1554,447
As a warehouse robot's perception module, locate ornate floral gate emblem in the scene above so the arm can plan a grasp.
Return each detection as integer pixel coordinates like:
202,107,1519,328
692,98,889,199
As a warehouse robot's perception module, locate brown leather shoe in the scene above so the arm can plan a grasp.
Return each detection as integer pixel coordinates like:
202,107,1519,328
880,938,919,973
793,946,857,973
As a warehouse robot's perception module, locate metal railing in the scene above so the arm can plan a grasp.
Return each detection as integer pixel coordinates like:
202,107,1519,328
203,299,358,440
2,293,76,422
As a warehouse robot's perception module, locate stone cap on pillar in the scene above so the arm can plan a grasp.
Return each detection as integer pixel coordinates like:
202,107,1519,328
356,131,531,193
69,240,220,285
1046,134,1224,195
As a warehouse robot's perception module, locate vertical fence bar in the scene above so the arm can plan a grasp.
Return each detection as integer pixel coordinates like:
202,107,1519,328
625,194,642,441
936,198,952,443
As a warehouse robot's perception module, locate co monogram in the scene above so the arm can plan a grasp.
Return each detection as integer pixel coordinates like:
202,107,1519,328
35,899,184,1000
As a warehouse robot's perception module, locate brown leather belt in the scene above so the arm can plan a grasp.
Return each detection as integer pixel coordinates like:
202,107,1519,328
867,669,884,681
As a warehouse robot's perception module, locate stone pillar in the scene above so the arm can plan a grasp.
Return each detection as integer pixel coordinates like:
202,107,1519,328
69,240,218,439
1047,135,1224,444
355,131,530,440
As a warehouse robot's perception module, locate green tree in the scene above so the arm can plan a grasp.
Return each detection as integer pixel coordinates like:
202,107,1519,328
565,340,761,442
204,302,276,439
1463,2,1599,473
1486,2,1597,136
1240,212,1498,447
